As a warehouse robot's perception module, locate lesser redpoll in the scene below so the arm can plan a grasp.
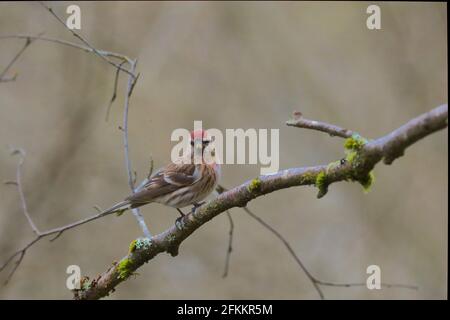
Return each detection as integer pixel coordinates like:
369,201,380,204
102,130,221,218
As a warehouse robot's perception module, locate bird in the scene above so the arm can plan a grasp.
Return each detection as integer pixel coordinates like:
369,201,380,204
101,129,221,220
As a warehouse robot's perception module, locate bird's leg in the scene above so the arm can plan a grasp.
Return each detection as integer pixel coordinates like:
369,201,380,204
175,203,206,229
175,208,186,226
176,208,186,217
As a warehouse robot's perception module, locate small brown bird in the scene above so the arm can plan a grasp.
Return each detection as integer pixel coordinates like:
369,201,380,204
102,130,221,218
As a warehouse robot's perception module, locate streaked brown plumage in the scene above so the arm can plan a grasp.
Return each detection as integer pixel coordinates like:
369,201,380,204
102,130,220,216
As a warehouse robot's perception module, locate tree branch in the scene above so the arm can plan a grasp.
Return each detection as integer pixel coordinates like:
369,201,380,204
105,60,126,121
286,111,356,138
0,12,152,278
216,185,417,298
0,34,39,82
0,34,132,63
38,2,135,77
121,59,151,238
222,210,234,278
0,148,123,284
73,104,447,300
9,148,39,235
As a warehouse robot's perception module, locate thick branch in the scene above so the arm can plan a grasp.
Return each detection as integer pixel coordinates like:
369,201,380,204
74,104,447,300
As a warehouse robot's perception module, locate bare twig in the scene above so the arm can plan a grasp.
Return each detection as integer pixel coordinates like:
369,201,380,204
1,6,149,237
286,111,355,138
243,206,418,299
215,185,235,278
0,149,143,283
222,210,234,278
243,206,325,298
121,59,151,238
217,184,416,298
73,104,446,300
38,2,135,77
146,157,154,181
0,10,151,282
105,60,126,121
9,148,40,235
0,35,132,62
0,35,38,82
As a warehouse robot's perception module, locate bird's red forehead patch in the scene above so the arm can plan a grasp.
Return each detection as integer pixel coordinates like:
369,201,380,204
190,129,208,140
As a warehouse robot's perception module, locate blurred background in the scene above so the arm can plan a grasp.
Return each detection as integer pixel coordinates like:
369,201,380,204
0,1,447,299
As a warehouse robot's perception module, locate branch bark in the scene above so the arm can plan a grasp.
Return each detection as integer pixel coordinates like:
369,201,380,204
73,104,447,300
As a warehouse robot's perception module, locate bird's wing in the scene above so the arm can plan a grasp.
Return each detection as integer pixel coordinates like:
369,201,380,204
125,163,197,206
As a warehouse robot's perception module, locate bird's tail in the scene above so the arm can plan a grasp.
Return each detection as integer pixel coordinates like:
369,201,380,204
100,200,132,216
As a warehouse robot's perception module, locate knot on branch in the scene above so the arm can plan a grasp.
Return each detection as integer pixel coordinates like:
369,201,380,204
383,149,405,165
166,245,180,257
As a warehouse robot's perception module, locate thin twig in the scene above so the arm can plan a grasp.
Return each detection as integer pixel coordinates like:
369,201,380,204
38,2,135,78
0,35,131,62
9,148,40,235
123,59,138,191
243,206,325,299
217,185,417,297
105,60,126,121
121,59,151,238
286,111,355,138
1,12,151,237
1,150,131,283
222,210,234,278
0,35,38,82
146,157,154,180
0,205,119,284
0,14,150,282
243,206,418,299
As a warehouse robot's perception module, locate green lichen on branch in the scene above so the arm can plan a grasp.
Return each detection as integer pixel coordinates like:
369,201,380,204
342,134,376,193
359,171,375,193
117,258,133,280
129,240,138,253
247,178,262,193
129,238,152,253
345,150,358,163
344,134,367,151
80,276,91,291
315,171,328,198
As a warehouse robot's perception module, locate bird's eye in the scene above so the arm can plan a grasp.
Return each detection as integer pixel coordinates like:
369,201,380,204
190,141,194,146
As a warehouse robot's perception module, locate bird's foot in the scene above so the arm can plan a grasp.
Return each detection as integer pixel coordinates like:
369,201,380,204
191,202,206,214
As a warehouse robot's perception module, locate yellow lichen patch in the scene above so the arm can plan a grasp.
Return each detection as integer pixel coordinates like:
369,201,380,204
315,171,328,198
344,134,367,151
247,178,262,193
117,258,133,280
359,171,375,193
129,240,138,253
